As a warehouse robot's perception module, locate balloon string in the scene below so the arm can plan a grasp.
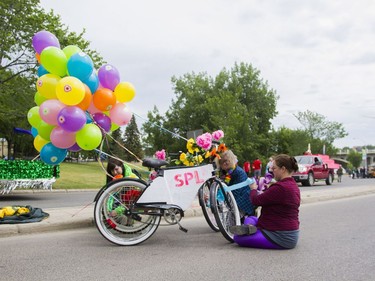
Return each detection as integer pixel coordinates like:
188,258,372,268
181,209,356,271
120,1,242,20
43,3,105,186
133,112,188,141
104,132,143,163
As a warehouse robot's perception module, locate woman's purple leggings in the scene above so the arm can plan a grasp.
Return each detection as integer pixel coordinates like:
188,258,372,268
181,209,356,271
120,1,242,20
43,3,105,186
233,216,283,249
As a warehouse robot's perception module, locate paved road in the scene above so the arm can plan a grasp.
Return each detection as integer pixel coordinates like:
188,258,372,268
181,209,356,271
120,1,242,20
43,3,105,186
1,194,374,281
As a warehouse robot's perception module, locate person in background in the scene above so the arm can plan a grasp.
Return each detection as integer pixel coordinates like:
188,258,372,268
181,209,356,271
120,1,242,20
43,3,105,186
106,158,142,220
230,154,300,250
243,160,251,177
106,158,140,183
252,157,262,180
265,157,274,174
336,165,343,182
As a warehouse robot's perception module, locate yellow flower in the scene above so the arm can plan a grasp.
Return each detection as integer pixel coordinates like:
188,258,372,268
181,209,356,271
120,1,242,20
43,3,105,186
204,151,212,159
179,153,187,162
187,138,199,154
194,155,204,164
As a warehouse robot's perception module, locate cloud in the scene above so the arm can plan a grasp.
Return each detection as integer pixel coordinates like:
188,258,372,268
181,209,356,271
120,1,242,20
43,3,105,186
39,0,375,148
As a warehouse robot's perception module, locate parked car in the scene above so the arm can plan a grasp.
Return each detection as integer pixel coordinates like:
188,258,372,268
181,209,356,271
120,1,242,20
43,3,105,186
292,155,335,186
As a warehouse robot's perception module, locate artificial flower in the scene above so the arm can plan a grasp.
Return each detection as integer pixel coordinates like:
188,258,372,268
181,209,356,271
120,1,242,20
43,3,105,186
179,152,187,162
194,155,204,164
212,130,224,141
186,138,199,154
218,143,228,153
196,133,212,150
154,149,166,160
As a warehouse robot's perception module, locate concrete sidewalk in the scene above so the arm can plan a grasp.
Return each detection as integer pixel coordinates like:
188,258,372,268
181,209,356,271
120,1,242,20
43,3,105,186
1,184,375,238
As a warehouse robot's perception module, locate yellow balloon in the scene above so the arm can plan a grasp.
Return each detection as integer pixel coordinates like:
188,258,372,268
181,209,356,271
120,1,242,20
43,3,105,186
34,135,50,152
36,74,61,99
114,82,136,103
56,76,85,105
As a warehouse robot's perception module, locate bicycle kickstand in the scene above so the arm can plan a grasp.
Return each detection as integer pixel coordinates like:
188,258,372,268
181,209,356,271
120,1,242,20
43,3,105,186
177,220,188,233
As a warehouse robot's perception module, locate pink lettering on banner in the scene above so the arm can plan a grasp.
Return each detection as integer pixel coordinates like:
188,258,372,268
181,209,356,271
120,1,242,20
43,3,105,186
174,174,184,187
174,170,205,187
184,172,194,185
194,171,204,184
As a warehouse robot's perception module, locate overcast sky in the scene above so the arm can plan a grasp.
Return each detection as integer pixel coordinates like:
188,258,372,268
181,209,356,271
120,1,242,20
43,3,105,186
39,0,375,148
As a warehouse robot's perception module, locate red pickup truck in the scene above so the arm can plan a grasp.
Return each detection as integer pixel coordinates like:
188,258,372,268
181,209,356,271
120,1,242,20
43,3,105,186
292,155,335,186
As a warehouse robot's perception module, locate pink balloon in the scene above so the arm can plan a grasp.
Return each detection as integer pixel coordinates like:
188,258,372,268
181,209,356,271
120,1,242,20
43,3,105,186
39,99,66,125
87,100,101,114
50,127,77,149
109,103,132,126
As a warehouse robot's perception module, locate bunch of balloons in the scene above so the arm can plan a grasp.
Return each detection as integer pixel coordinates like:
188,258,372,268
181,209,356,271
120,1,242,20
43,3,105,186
27,30,136,165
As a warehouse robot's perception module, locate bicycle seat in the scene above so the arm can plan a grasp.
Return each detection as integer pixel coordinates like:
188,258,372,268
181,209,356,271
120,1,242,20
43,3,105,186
142,158,169,169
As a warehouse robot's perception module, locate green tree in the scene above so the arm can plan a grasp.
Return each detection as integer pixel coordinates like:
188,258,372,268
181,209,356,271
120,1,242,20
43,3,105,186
293,110,348,144
141,106,177,156
0,0,104,158
103,128,126,160
123,115,144,162
271,127,309,156
143,62,278,163
347,149,362,168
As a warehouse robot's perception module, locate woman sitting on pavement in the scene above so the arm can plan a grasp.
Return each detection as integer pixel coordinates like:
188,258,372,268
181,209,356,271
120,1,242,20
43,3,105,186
230,154,300,249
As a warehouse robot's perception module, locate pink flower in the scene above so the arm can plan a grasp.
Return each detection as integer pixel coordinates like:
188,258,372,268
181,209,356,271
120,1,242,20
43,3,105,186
196,133,212,150
212,130,224,140
154,149,166,160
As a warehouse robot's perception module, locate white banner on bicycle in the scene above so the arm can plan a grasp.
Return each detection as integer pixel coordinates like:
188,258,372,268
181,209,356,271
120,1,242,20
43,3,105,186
137,164,215,210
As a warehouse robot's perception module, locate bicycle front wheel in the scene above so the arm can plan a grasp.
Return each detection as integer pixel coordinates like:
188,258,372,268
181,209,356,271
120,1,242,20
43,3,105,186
210,181,240,242
198,179,219,232
94,179,161,246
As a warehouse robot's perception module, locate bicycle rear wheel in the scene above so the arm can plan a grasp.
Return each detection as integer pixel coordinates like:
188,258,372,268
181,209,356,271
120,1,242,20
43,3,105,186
94,179,161,246
198,179,219,232
210,181,240,242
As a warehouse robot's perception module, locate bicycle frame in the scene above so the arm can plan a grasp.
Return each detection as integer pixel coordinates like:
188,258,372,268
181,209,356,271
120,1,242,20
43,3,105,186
137,164,215,211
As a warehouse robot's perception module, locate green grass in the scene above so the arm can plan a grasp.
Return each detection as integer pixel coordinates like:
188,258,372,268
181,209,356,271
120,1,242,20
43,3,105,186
53,161,150,190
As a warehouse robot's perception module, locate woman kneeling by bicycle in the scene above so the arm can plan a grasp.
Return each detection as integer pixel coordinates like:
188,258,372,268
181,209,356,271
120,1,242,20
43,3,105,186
230,154,300,249
217,150,256,217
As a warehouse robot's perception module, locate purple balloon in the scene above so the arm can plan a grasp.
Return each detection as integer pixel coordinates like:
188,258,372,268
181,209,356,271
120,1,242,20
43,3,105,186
32,30,60,54
57,106,86,132
98,64,120,90
92,112,111,132
68,143,82,152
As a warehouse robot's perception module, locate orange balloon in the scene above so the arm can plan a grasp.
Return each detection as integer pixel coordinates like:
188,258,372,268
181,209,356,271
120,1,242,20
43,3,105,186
92,88,116,111
77,85,92,111
35,53,41,64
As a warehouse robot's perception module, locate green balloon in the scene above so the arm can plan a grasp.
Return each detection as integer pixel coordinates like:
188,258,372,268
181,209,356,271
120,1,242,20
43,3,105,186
76,124,102,151
63,45,82,60
34,91,48,106
27,106,42,128
40,46,67,77
37,120,55,141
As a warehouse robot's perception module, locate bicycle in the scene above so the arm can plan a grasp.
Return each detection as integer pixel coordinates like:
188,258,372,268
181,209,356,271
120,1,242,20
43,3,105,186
209,177,254,242
94,158,221,246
